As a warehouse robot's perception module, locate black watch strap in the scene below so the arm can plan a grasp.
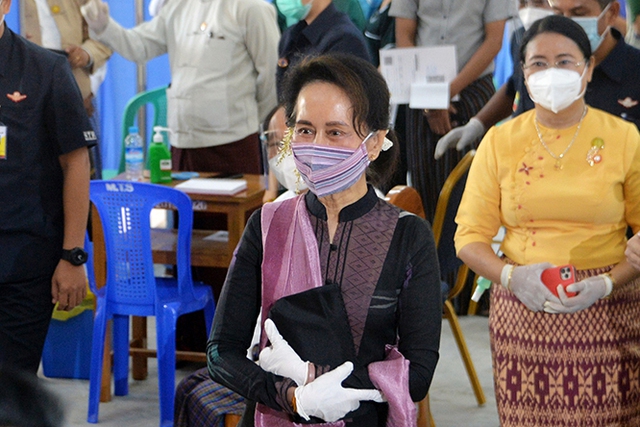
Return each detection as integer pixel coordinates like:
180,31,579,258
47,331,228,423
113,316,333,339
61,247,88,266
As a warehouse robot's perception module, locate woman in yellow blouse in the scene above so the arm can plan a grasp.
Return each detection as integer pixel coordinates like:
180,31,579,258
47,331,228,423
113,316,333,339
455,15,640,427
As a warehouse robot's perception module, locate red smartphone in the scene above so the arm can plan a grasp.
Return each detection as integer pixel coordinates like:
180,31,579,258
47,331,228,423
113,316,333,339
541,265,577,297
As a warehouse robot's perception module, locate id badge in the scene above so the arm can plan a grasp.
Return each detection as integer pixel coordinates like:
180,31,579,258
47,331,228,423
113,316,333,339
0,125,6,160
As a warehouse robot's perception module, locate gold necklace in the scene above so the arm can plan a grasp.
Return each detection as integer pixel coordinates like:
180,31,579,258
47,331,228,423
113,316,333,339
534,106,588,170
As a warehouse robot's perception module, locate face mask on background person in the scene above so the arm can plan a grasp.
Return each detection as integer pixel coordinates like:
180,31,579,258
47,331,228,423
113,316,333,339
526,66,588,114
518,7,554,31
292,132,374,198
277,0,312,27
572,3,611,53
269,152,308,193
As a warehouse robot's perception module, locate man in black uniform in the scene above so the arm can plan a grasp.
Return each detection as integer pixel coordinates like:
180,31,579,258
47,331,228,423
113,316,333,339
0,0,94,374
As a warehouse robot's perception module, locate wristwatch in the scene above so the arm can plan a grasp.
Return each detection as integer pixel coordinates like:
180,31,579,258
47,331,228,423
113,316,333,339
61,247,88,266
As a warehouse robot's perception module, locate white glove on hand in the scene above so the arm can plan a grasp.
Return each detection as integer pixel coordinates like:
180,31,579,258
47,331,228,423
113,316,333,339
508,262,561,312
434,117,485,159
258,319,310,386
543,275,610,314
81,0,110,35
294,362,384,422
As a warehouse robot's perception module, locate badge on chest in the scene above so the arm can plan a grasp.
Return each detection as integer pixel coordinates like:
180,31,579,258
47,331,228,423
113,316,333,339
0,124,6,160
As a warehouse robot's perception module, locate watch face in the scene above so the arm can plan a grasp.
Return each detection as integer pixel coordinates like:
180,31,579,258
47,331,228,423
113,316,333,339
64,248,88,266
72,250,87,264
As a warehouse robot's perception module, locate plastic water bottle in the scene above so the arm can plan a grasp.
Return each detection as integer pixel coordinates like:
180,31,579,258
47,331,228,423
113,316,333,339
471,276,492,302
125,126,144,181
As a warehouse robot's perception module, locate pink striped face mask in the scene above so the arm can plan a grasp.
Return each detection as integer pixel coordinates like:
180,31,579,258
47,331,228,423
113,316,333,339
292,132,375,198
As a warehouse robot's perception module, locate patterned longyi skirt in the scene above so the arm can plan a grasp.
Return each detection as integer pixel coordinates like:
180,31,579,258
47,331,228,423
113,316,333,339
489,265,640,426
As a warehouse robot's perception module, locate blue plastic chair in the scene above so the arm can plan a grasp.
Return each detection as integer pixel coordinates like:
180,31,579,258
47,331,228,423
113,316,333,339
87,181,216,427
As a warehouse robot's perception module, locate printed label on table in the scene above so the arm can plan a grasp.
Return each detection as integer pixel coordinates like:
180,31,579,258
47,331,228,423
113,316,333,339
192,201,207,211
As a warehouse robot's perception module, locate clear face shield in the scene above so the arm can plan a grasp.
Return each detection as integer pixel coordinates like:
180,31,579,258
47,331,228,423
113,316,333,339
259,123,278,188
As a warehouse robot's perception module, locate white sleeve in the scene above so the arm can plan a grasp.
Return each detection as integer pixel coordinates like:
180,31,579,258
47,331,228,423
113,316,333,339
241,2,280,122
91,15,168,63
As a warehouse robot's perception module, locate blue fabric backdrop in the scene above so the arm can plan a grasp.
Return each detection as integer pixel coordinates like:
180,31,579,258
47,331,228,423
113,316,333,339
6,0,171,175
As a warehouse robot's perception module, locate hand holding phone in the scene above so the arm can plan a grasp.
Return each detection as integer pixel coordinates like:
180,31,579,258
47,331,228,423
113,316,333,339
541,265,577,298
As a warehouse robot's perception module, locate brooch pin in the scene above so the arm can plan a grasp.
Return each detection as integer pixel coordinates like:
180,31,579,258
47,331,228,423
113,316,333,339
586,137,604,166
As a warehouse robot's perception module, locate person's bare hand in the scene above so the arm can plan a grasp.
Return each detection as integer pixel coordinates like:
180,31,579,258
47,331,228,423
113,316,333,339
65,45,90,69
424,106,455,136
51,261,87,311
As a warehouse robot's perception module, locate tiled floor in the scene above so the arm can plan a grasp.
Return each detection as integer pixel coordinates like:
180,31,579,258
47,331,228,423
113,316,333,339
40,315,499,427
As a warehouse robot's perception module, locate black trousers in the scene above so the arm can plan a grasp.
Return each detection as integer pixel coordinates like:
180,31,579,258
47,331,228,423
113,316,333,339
0,274,55,374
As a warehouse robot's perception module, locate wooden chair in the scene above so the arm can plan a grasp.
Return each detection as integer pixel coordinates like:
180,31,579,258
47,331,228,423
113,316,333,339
431,150,486,408
225,414,241,427
385,150,485,427
384,185,426,219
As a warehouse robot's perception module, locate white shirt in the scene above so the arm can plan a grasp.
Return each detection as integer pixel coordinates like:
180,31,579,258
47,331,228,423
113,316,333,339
94,0,280,149
33,0,62,49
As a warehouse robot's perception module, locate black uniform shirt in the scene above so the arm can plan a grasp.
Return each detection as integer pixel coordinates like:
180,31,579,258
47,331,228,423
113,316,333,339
276,3,372,97
586,28,640,130
0,27,94,282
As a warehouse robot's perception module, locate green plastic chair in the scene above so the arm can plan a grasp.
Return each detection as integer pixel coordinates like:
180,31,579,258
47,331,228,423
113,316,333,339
118,85,169,174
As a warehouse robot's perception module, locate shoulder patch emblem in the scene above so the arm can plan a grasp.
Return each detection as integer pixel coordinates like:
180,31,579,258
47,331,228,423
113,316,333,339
7,92,27,103
618,97,639,108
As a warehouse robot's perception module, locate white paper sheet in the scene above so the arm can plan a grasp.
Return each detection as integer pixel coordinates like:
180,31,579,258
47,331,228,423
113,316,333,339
409,82,450,109
174,178,247,195
203,230,229,242
379,45,458,106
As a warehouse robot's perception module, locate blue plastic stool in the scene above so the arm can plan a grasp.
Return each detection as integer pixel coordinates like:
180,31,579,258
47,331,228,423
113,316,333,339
87,181,216,427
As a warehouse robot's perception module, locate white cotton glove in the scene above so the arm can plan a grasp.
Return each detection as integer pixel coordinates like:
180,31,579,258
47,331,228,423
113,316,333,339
543,275,611,314
294,362,384,422
148,0,165,17
434,117,485,159
80,0,110,35
505,262,561,312
258,319,310,386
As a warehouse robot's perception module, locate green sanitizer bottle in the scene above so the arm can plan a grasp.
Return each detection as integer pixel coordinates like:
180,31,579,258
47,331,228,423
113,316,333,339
149,126,173,183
